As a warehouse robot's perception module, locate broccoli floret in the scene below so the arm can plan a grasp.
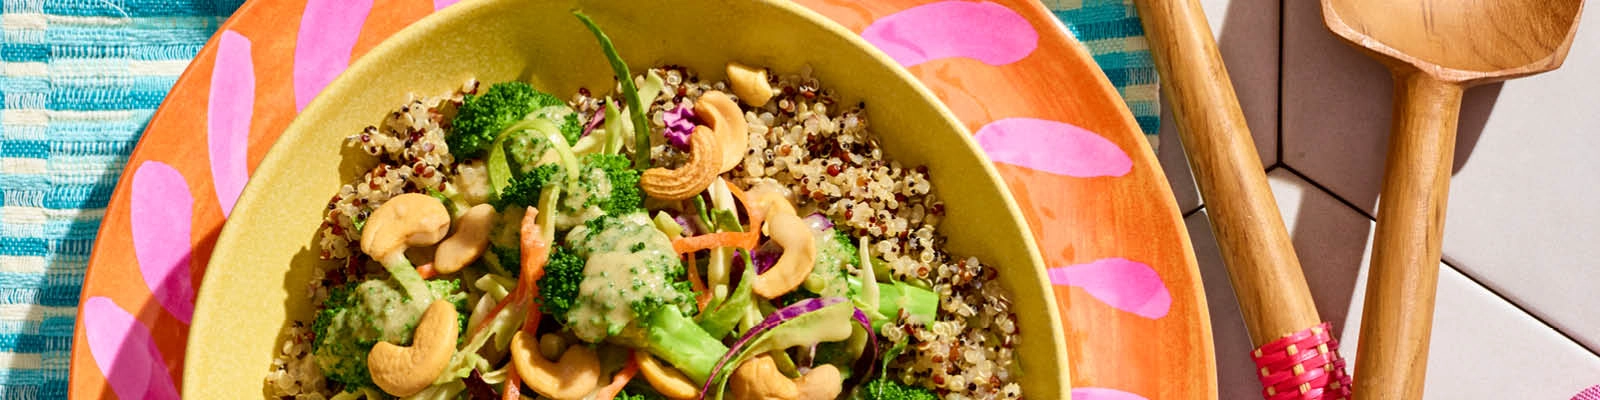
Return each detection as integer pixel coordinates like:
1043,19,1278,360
559,112,582,145
859,377,938,400
448,82,565,158
615,385,668,400
802,227,859,298
535,246,585,318
581,153,643,216
553,212,728,384
311,276,466,390
502,129,554,176
495,154,640,232
496,163,563,209
486,206,528,277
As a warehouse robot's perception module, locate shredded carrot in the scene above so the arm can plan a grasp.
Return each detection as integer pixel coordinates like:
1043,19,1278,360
686,252,710,311
503,372,522,400
672,231,758,254
593,352,641,400
724,183,764,232
415,263,438,279
517,206,550,335
503,206,552,400
726,183,753,217
519,206,550,286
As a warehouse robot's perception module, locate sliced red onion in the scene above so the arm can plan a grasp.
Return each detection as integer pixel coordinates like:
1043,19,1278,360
582,103,605,137
804,212,833,231
695,297,878,400
663,103,697,149
751,241,782,274
843,307,879,392
675,214,702,236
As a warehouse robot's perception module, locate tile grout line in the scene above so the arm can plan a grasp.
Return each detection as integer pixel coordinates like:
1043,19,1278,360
1182,204,1204,218
1280,165,1600,360
1276,0,1286,167
1438,258,1600,360
1277,164,1378,220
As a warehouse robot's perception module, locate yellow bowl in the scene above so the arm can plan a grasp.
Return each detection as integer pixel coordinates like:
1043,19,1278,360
185,0,1069,398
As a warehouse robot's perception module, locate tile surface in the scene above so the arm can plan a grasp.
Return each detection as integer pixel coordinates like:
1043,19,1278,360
1192,170,1600,398
1281,0,1600,352
1154,0,1281,213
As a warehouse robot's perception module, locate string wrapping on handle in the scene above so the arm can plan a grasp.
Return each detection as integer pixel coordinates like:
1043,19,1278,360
1251,322,1353,400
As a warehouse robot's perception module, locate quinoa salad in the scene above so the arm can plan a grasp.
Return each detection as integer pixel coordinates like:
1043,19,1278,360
265,12,1021,400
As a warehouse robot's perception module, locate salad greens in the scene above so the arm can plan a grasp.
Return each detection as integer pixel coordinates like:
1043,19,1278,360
312,11,951,400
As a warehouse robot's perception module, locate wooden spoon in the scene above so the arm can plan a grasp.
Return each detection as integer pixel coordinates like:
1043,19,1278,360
1320,1,1584,398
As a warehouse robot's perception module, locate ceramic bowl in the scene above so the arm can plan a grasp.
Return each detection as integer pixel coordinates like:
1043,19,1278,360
184,0,1068,397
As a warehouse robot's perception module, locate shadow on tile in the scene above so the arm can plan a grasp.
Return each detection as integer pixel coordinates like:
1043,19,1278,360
1280,0,1500,212
1154,0,1284,214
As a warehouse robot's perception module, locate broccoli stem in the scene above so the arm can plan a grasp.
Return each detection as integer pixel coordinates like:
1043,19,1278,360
378,251,433,303
847,276,938,331
631,306,728,385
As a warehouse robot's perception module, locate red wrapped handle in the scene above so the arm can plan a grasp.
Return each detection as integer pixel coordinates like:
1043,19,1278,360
1251,322,1353,400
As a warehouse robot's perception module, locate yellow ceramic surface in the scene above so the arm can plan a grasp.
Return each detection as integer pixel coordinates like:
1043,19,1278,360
184,0,1067,398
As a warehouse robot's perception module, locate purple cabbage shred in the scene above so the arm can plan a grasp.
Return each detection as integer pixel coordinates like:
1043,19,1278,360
582,103,605,137
663,103,697,149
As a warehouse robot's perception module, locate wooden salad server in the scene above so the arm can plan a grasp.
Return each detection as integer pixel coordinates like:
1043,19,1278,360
1135,0,1353,397
1320,0,1584,398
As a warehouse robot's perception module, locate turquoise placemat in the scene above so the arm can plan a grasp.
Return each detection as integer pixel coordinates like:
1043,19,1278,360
0,0,1156,396
1046,0,1161,142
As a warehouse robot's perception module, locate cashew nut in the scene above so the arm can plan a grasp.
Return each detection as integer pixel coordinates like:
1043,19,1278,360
729,355,799,400
432,204,495,274
360,192,451,260
752,211,816,298
367,300,459,396
743,179,796,219
794,365,843,400
634,351,699,399
641,125,722,200
510,331,600,400
693,91,749,173
727,62,774,107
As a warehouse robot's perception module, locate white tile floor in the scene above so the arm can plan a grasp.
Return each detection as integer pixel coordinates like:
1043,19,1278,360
1167,0,1600,396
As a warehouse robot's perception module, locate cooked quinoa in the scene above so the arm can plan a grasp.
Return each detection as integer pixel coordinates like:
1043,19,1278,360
578,66,1020,399
273,65,1021,399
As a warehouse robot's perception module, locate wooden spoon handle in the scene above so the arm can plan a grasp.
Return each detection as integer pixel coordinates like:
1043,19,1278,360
1132,0,1321,346
1352,71,1463,400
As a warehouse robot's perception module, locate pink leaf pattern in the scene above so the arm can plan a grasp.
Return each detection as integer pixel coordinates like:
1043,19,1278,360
293,0,374,111
130,161,196,324
208,30,254,217
83,297,181,400
1048,257,1171,319
861,1,1038,67
1072,387,1150,400
975,117,1132,178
